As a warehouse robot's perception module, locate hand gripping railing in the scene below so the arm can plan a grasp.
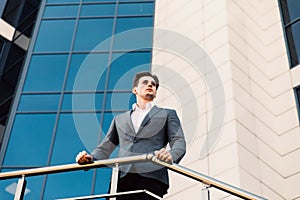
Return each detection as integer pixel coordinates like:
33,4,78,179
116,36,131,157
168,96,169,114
0,154,267,200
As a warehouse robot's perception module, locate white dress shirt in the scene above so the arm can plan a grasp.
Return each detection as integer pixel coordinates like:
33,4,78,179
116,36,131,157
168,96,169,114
131,102,155,133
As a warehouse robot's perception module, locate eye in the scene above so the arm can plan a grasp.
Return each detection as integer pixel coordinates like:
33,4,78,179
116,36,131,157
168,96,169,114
142,80,148,85
151,81,156,87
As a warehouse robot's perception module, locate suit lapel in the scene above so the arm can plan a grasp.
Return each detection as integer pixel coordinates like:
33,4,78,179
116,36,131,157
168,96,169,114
136,106,161,134
124,110,135,134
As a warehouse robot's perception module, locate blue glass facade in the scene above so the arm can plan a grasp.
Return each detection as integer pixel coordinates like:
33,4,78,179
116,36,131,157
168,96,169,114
0,0,155,199
279,0,300,67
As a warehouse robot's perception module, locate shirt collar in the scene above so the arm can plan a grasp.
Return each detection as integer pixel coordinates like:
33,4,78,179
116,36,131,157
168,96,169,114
132,102,155,111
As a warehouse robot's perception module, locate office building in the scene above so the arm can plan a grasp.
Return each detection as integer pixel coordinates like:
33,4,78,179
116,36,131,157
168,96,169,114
0,0,299,199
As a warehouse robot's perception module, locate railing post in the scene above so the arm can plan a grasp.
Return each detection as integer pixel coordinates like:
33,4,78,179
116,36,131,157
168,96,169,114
109,163,119,200
201,183,210,200
14,175,27,200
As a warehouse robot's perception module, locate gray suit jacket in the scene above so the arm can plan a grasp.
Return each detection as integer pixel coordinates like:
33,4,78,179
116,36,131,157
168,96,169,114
91,106,186,185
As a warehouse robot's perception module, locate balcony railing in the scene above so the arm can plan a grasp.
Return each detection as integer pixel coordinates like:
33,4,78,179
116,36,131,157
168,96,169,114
0,154,267,200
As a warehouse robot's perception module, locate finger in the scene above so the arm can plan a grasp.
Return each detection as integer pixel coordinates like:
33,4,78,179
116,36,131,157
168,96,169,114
154,150,161,158
162,154,173,163
161,152,170,160
159,148,166,154
76,150,89,163
85,155,93,162
78,156,89,164
156,151,164,160
155,148,170,161
157,148,166,156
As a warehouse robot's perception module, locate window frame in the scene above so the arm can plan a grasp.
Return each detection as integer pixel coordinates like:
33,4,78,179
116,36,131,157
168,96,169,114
279,0,300,68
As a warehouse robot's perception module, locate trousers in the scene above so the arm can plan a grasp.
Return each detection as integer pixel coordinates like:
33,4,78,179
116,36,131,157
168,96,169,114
114,172,169,200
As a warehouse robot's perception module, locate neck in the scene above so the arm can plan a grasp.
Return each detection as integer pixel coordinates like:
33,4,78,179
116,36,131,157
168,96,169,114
136,98,153,109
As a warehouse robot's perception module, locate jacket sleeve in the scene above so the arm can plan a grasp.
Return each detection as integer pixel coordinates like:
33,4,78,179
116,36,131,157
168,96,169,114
90,118,119,160
167,109,186,163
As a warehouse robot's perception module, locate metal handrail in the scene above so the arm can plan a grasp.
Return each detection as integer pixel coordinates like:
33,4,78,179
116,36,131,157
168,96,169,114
0,154,150,180
149,156,267,200
0,154,267,200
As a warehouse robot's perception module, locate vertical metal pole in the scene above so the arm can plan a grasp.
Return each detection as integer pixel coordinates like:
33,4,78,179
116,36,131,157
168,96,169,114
14,175,27,200
109,163,119,200
201,183,210,200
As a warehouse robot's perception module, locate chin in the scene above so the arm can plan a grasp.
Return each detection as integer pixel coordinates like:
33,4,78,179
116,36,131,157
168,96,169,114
145,94,155,100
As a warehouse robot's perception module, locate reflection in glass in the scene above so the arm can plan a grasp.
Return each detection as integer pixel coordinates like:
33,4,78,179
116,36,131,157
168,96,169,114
113,17,153,50
0,174,44,200
43,5,79,18
33,19,76,52
43,171,93,199
83,0,116,2
23,54,68,92
51,113,100,165
1,0,156,198
296,87,300,122
73,18,113,51
18,94,60,111
115,16,153,34
62,93,104,111
105,92,135,110
108,52,151,90
118,2,154,16
94,168,112,195
286,22,300,66
65,53,109,91
47,0,79,3
282,0,300,23
80,4,116,17
3,114,56,167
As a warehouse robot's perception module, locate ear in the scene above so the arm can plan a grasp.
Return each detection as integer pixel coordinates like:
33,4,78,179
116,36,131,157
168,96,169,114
132,87,137,94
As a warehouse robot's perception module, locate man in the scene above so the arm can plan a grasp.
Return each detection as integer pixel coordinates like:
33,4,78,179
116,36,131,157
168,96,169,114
76,71,186,199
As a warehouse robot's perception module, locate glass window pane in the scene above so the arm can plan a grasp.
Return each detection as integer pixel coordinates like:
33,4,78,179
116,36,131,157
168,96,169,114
83,0,116,2
0,172,44,200
23,54,68,92
115,16,153,34
47,0,79,3
65,53,109,91
43,171,93,199
296,87,300,121
105,92,135,110
51,113,101,165
284,0,300,23
108,52,151,90
102,112,115,134
118,2,154,16
43,5,79,18
18,94,60,111
74,18,113,51
62,93,104,111
286,22,300,67
94,168,112,195
113,27,153,50
33,19,76,52
80,4,116,17
113,17,153,50
3,114,56,167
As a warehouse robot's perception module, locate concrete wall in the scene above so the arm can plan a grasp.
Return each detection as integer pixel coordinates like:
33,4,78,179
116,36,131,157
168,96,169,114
152,0,300,199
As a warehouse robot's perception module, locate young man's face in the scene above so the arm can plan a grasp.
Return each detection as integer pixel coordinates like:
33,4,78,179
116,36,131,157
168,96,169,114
133,76,157,101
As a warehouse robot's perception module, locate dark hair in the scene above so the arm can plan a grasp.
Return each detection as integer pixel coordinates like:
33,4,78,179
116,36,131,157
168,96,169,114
133,71,159,89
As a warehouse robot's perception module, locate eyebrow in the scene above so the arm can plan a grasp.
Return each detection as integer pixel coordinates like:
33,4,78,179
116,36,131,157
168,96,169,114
141,80,156,85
